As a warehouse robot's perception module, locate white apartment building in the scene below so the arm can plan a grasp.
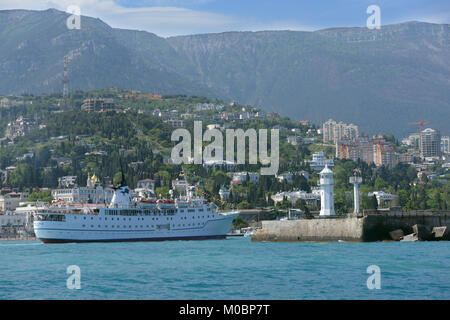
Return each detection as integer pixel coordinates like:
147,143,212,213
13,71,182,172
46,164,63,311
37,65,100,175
232,172,259,185
441,136,450,154
271,190,320,206
323,119,359,144
203,160,237,172
0,193,23,211
58,176,78,188
0,212,27,227
52,187,114,204
52,174,113,204
420,128,441,158
307,152,334,171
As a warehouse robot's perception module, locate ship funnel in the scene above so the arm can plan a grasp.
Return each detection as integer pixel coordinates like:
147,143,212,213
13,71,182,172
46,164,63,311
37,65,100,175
110,186,132,208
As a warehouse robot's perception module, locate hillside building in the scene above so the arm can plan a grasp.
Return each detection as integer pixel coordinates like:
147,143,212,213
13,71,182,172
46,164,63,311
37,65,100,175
322,119,359,144
307,152,334,171
441,136,449,154
232,172,259,185
52,173,113,204
420,128,441,159
81,98,115,112
336,136,397,168
4,116,36,140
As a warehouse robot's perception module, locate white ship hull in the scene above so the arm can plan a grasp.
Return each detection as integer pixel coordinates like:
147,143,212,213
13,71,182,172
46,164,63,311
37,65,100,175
34,210,237,243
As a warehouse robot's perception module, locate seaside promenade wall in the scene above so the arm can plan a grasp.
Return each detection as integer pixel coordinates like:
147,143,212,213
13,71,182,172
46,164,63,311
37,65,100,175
252,210,450,242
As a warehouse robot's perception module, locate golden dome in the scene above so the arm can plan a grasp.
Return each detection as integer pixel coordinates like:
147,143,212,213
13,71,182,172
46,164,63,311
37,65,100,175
90,173,99,183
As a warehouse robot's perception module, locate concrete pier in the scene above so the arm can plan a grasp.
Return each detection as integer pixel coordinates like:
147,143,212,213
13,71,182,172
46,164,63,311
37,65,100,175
251,210,450,242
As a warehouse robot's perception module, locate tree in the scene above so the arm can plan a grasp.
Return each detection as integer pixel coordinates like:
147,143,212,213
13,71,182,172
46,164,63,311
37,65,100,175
232,215,249,229
113,172,123,186
294,199,310,214
427,189,443,210
362,194,378,210
27,191,53,203
397,190,409,209
407,166,417,182
238,201,251,210
374,178,388,191
155,186,171,199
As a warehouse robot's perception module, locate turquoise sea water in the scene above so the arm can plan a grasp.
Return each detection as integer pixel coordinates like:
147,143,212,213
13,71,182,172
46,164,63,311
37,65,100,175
0,237,449,300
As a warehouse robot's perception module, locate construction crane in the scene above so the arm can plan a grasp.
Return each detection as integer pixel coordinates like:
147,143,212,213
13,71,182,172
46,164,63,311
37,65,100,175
409,118,430,134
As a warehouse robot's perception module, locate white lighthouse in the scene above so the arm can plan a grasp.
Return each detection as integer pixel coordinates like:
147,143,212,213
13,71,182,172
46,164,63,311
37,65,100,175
319,164,335,216
349,169,362,216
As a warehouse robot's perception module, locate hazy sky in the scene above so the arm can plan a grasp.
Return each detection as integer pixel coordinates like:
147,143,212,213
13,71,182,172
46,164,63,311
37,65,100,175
1,0,449,37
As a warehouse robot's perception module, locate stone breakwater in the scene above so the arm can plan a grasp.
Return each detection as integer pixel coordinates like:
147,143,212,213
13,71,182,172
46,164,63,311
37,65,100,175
251,211,450,242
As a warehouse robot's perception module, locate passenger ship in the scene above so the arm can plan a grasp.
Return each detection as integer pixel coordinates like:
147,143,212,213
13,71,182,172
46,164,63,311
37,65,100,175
33,185,238,243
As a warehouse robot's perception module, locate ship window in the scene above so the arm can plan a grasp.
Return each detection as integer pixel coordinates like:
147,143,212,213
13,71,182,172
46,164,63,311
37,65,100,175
37,214,66,222
98,225,101,228
84,217,86,220
82,224,85,227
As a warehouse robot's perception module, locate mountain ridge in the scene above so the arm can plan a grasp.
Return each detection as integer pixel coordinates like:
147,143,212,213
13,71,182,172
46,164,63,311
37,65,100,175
0,8,449,136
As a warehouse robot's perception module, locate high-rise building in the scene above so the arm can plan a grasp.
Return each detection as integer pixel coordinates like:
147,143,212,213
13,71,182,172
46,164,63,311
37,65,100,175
420,128,441,158
323,119,359,144
336,136,397,168
336,136,373,164
372,137,397,168
441,136,450,154
402,133,420,147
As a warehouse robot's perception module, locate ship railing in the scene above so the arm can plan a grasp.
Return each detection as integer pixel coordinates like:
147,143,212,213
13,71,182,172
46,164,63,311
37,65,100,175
36,207,100,215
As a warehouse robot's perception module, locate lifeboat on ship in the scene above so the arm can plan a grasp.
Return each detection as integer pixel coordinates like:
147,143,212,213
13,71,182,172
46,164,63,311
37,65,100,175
156,199,175,208
141,199,157,204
